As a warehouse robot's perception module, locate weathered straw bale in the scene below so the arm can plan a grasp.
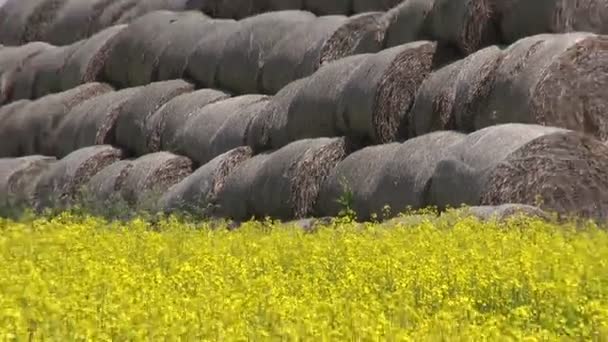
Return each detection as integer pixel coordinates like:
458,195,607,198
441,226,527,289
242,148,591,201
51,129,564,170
0,156,57,214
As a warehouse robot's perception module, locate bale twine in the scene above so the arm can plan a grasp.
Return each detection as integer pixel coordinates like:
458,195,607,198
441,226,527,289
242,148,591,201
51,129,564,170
146,89,230,153
154,12,212,81
261,12,386,93
0,156,57,215
477,33,608,141
453,204,550,222
21,0,69,43
0,100,30,157
426,124,568,211
119,152,194,210
184,19,240,89
102,10,186,87
52,88,140,158
33,145,125,212
303,0,351,15
179,95,269,165
0,0,44,44
481,130,608,222
42,0,116,45
59,24,127,91
215,10,315,94
427,0,499,55
383,0,435,48
114,80,194,156
158,146,253,216
316,131,465,220
78,159,133,216
217,137,353,221
6,83,113,157
283,54,369,146
339,41,446,144
0,42,54,104
246,78,309,151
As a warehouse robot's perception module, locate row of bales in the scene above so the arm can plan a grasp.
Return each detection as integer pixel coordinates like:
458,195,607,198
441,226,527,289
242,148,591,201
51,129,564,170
0,0,608,224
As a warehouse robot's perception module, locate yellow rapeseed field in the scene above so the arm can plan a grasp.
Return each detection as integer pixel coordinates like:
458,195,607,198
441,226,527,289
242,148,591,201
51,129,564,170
1,212,608,340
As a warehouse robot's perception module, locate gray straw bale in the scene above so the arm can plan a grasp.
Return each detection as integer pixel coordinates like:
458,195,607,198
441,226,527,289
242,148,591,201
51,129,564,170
428,0,499,55
59,25,127,91
21,0,69,43
261,12,386,93
103,10,186,87
0,100,30,157
91,0,138,32
154,12,212,81
52,88,141,158
339,41,444,143
247,78,309,151
217,137,352,221
120,152,194,209
353,0,403,12
31,43,84,99
0,42,54,104
5,83,113,157
158,146,253,216
0,0,45,44
481,129,608,222
303,0,351,15
33,145,125,211
78,159,133,212
452,204,550,222
477,33,608,141
0,156,57,214
426,124,567,211
558,0,608,34
42,0,116,45
115,0,207,24
383,0,435,48
114,80,195,156
282,54,369,146
146,89,230,153
199,0,302,18
184,19,240,89
179,95,269,165
215,10,315,94
316,131,465,220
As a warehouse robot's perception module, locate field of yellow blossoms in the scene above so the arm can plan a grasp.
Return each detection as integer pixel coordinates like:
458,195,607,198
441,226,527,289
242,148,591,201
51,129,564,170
1,212,608,340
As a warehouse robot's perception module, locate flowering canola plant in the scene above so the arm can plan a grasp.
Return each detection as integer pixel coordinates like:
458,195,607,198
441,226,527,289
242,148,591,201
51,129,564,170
1,212,608,340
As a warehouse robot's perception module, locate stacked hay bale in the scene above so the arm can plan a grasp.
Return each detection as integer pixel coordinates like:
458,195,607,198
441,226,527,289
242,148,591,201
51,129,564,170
0,0,51,44
41,0,117,44
316,131,465,221
216,137,353,221
427,124,608,222
0,42,54,104
78,159,133,217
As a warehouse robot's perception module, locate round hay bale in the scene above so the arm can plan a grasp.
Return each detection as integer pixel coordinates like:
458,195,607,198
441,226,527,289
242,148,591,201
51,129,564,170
184,18,240,89
499,0,570,44
33,145,125,212
120,152,194,210
102,10,187,87
282,54,369,146
218,137,353,221
21,0,69,43
4,46,65,101
316,131,465,220
428,0,499,55
42,0,117,44
0,156,57,214
383,0,435,48
477,33,608,141
339,41,445,143
114,80,194,156
0,100,30,157
78,159,133,215
558,0,608,34
353,0,402,12
0,0,43,44
0,42,54,104
215,10,315,94
454,204,550,222
6,83,113,157
179,95,269,165
481,130,608,222
158,146,253,216
426,124,568,211
146,89,230,153
261,12,386,93
303,0,351,15
59,24,127,91
91,0,137,32
246,78,309,151
154,12,212,81
52,87,141,158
